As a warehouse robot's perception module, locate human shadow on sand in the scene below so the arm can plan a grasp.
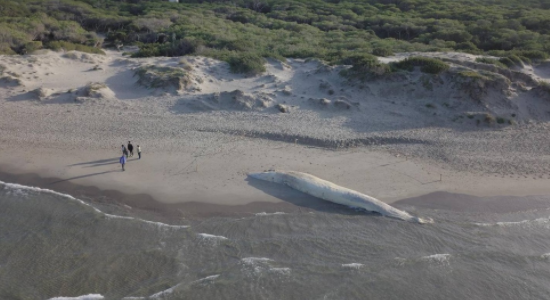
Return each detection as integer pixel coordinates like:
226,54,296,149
50,171,116,184
69,158,119,166
246,176,376,216
69,157,139,168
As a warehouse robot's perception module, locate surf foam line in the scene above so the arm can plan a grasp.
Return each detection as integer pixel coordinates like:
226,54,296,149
48,295,104,300
198,233,228,240
0,180,189,230
474,217,550,227
122,275,220,299
248,171,432,224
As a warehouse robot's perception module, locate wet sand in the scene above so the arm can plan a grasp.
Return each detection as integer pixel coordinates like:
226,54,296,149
3,169,550,227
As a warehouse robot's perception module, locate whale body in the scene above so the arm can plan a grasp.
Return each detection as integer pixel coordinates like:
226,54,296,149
248,171,431,224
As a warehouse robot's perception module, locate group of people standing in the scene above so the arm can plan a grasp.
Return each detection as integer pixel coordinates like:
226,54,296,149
119,141,141,171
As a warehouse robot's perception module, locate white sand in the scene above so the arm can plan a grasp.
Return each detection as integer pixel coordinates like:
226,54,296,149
1,50,550,207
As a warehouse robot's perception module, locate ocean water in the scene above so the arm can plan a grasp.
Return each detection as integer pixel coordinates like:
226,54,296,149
2,181,550,300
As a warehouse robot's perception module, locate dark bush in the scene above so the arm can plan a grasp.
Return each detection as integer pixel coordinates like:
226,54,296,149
23,41,43,54
372,47,393,57
132,39,199,57
346,53,390,74
227,53,266,75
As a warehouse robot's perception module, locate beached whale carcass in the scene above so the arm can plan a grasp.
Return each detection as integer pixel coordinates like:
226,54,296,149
248,171,431,224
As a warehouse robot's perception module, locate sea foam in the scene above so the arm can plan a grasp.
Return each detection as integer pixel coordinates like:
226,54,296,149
342,263,364,269
475,217,550,227
255,212,286,216
421,253,451,264
198,233,228,240
48,295,104,300
0,180,189,230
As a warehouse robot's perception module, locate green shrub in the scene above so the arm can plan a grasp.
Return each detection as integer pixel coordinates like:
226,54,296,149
46,41,105,55
391,57,450,74
342,53,390,76
372,47,394,57
22,41,42,53
227,53,266,75
456,41,479,51
510,50,548,60
0,45,17,55
132,39,199,58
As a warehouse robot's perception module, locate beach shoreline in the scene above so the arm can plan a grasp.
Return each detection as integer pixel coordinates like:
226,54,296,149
2,50,550,218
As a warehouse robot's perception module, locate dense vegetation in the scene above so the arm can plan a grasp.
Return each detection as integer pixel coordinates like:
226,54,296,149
1,0,550,72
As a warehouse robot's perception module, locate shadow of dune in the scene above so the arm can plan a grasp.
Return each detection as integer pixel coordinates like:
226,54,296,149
6,91,35,102
104,70,149,100
246,176,373,216
50,171,116,184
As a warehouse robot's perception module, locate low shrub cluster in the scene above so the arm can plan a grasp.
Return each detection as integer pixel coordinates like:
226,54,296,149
372,47,394,57
134,65,192,90
227,53,266,75
340,53,390,79
391,57,450,74
47,41,105,55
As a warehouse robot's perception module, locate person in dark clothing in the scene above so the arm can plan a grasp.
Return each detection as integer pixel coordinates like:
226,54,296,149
122,145,128,158
127,141,134,157
120,155,127,171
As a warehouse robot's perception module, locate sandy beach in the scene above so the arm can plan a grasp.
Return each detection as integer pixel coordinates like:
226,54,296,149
1,49,550,217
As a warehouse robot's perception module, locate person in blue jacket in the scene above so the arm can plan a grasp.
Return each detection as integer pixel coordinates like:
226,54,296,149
120,155,127,171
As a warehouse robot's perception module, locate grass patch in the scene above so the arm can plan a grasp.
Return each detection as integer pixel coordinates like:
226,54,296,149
391,57,449,74
457,70,487,80
178,59,194,71
86,82,106,91
484,113,495,124
82,82,107,97
475,57,508,69
499,55,531,68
